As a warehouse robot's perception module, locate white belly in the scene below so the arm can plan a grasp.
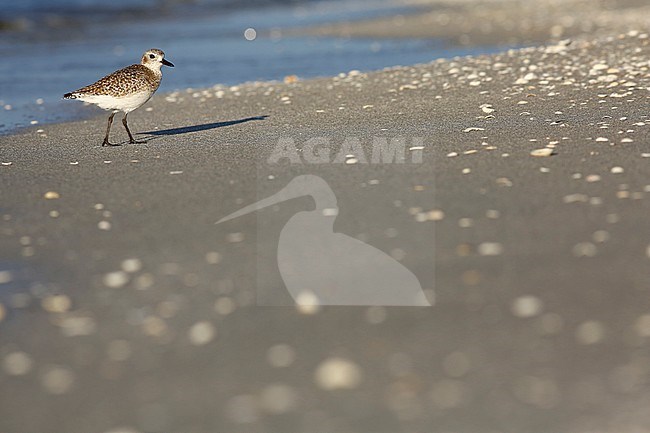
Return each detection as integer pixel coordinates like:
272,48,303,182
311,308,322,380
79,91,153,113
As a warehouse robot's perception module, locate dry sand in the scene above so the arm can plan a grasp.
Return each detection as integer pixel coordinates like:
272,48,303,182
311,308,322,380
1,3,650,433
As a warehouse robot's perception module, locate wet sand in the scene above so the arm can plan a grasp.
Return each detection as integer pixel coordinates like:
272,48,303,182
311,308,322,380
1,6,650,433
300,0,650,47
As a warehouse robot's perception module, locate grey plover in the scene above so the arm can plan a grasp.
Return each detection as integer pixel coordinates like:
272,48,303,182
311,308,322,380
64,49,174,146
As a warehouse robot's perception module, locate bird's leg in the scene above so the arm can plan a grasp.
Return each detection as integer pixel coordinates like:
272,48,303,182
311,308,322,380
122,113,146,144
102,112,120,147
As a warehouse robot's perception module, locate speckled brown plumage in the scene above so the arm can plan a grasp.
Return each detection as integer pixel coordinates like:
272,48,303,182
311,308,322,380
66,64,160,98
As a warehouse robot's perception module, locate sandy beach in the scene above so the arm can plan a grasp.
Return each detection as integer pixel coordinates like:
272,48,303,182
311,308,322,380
1,1,650,432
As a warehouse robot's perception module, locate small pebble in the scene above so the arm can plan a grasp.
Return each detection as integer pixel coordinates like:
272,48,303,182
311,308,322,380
530,148,554,157
295,291,320,315
41,366,75,394
511,295,543,318
592,230,610,243
573,242,597,257
103,271,129,288
205,251,222,264
463,127,485,132
477,242,504,256
41,295,71,313
188,321,216,346
315,357,362,390
98,221,112,231
0,270,13,284
121,258,142,273
3,351,33,376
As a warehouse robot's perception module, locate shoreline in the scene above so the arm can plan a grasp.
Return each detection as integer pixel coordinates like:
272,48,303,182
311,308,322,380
0,0,447,135
0,42,510,137
4,0,650,137
0,27,639,141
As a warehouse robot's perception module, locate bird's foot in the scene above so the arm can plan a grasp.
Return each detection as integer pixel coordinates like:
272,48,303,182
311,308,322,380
102,140,121,147
129,139,148,144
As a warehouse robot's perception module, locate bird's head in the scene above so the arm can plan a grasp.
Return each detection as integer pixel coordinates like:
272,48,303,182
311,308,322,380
141,49,174,72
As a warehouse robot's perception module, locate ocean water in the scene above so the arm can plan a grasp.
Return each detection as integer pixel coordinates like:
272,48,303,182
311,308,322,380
0,0,504,134
0,0,311,18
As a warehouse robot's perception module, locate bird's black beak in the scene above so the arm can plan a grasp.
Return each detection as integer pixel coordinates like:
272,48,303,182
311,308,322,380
162,59,174,67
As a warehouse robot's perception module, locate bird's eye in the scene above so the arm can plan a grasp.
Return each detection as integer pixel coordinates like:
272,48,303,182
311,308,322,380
149,54,155,59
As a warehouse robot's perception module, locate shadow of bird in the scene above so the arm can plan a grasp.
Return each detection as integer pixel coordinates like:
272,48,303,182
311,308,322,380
138,115,268,140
